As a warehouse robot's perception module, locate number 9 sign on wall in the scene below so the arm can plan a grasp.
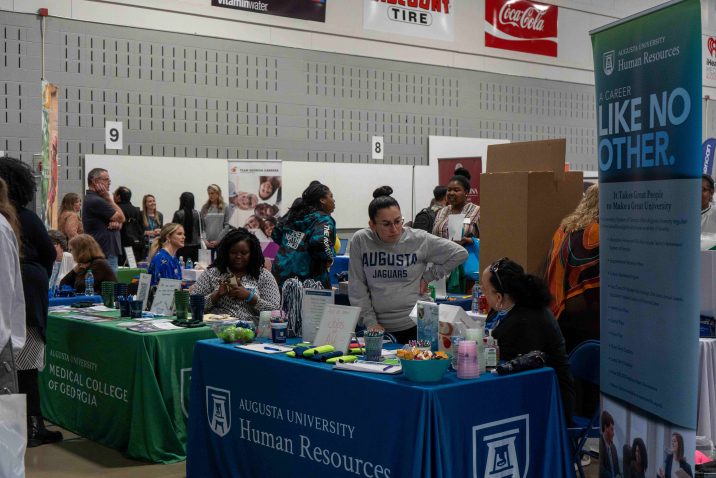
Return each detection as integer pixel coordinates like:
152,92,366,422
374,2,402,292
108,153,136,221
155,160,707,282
105,121,123,150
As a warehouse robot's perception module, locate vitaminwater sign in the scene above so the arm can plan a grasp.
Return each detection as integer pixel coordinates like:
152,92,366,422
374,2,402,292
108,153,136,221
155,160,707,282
211,0,326,22
591,0,700,471
363,0,454,42
484,0,558,57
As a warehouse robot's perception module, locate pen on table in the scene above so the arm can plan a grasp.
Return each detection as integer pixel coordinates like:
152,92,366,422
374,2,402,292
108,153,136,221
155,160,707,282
382,364,394,371
264,346,281,351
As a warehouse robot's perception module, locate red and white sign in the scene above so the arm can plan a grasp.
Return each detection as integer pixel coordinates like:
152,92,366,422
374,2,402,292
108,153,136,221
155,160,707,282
485,0,558,57
364,0,454,42
703,35,716,84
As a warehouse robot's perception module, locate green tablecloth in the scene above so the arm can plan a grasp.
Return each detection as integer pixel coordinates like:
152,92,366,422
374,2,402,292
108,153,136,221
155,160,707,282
116,267,146,284
39,312,214,463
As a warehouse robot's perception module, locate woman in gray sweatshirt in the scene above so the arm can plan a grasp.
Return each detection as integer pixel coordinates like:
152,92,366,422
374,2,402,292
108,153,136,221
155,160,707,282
349,186,468,344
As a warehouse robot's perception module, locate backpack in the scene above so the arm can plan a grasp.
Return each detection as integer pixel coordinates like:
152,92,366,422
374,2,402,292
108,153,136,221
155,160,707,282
123,206,145,248
412,207,436,232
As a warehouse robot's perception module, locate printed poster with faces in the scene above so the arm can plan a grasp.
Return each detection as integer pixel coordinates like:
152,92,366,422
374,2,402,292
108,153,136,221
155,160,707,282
227,160,282,244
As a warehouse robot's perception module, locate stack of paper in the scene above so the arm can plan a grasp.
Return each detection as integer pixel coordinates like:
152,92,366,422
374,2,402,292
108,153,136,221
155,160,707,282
333,361,402,374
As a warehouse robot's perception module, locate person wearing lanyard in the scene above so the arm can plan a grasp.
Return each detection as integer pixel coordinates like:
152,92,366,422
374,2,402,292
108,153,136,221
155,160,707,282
480,257,574,421
432,173,479,293
142,194,164,251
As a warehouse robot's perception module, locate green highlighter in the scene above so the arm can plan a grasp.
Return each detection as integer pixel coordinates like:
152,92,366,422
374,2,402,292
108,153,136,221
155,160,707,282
302,345,335,357
326,355,358,364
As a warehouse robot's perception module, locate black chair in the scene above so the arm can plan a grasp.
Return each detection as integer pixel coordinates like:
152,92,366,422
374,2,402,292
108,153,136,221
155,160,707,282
567,340,600,478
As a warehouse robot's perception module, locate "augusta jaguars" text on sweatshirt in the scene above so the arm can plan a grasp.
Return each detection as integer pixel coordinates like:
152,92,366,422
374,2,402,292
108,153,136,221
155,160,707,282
348,227,468,332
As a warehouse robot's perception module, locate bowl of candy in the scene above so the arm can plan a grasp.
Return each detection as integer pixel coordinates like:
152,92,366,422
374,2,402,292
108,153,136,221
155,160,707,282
212,320,256,344
397,347,450,382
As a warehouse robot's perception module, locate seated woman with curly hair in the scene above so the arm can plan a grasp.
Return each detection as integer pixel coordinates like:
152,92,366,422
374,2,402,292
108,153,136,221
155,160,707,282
191,228,280,324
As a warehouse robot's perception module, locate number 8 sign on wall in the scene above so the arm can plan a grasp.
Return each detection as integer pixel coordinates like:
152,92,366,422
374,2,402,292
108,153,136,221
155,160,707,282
372,135,384,161
105,121,123,150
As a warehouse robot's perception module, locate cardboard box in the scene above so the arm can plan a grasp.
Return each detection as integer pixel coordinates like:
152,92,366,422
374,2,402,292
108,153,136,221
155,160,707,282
480,139,583,276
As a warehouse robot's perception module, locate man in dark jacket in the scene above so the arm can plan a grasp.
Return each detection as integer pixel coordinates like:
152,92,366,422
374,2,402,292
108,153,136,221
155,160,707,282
114,186,145,263
412,185,447,233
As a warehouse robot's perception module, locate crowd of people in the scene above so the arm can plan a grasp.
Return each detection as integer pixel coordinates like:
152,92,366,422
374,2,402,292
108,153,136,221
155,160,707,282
0,152,615,458
6,151,711,477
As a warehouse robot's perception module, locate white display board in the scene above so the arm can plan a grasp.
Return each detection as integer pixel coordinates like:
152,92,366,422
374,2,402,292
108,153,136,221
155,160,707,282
86,141,514,231
281,161,415,229
83,155,229,222
313,304,361,353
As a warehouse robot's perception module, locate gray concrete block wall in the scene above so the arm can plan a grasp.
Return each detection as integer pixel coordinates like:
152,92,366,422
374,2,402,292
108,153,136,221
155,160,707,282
0,11,600,202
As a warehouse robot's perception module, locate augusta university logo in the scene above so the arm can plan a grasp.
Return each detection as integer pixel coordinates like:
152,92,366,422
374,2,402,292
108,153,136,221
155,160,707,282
206,386,231,437
473,415,529,478
603,50,615,76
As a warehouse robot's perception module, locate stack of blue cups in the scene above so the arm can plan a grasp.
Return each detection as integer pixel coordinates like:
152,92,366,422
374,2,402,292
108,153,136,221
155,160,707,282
190,294,205,322
113,283,129,308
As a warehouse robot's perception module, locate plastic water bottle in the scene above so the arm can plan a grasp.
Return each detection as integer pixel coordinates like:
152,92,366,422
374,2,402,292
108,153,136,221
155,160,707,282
471,284,480,313
186,258,193,269
85,269,95,296
179,256,185,269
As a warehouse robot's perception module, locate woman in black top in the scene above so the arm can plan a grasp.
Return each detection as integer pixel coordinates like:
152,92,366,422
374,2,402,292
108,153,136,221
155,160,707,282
172,192,202,263
60,234,117,293
0,156,61,447
480,257,575,421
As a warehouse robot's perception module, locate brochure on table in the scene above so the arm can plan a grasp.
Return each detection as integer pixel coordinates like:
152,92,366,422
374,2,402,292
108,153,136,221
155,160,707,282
150,278,182,316
124,247,137,268
136,273,152,310
301,289,334,343
313,304,361,353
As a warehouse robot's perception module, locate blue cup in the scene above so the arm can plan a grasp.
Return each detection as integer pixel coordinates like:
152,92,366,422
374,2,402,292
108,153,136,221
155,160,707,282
129,300,143,318
271,322,288,344
118,298,131,318
190,294,205,322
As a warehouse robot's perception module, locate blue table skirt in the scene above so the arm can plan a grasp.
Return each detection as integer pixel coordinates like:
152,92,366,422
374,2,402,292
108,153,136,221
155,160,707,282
48,295,102,306
187,339,573,478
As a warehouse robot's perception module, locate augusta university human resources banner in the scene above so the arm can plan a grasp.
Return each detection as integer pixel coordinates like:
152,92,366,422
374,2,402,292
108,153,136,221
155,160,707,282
592,0,701,472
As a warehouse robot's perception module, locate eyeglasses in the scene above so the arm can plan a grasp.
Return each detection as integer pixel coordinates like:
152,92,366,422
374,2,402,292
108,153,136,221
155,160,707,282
489,257,509,292
378,217,404,229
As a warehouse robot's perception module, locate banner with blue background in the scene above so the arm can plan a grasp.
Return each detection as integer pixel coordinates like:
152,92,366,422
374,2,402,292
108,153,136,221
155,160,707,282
591,0,701,471
187,340,573,477
703,139,716,176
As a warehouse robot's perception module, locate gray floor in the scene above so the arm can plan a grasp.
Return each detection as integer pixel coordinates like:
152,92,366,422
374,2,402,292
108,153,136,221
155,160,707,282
25,424,600,478
25,425,185,478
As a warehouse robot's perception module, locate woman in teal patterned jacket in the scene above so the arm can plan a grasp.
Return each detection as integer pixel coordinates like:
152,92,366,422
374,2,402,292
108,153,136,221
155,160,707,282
271,181,336,288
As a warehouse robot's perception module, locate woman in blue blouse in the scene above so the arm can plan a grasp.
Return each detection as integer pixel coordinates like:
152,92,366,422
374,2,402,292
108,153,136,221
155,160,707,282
147,223,184,285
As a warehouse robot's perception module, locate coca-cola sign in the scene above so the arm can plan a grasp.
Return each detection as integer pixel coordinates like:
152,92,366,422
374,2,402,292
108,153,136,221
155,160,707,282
485,0,558,57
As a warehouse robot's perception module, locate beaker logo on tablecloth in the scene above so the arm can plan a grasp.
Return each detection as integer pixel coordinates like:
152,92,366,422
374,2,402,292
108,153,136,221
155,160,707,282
472,414,529,478
206,386,231,437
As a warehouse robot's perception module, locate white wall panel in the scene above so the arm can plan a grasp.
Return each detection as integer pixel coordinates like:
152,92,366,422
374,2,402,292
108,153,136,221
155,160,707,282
4,0,671,86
